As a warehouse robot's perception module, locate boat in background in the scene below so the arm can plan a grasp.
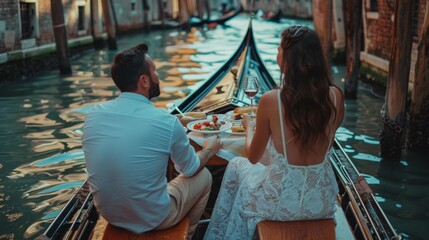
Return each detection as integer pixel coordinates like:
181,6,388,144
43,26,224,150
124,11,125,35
41,15,399,240
241,0,312,19
148,6,242,30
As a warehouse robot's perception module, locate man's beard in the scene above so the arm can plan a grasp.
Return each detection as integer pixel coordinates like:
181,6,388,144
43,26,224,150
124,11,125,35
148,76,160,99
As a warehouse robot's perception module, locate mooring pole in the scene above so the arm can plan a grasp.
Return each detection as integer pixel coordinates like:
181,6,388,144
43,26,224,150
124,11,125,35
101,0,117,50
380,0,415,159
50,0,72,74
343,0,362,99
407,2,429,152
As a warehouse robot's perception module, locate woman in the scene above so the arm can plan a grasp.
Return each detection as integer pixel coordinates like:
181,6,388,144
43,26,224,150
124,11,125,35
204,25,345,240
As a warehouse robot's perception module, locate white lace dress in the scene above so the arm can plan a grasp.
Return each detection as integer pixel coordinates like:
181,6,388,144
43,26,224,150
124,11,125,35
204,90,339,240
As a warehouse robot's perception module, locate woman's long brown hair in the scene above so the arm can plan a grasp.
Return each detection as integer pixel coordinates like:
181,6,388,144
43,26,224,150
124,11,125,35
279,26,336,151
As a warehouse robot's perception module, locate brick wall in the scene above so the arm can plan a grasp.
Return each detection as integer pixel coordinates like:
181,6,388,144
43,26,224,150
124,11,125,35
362,0,427,90
365,0,394,60
365,0,427,61
37,0,54,45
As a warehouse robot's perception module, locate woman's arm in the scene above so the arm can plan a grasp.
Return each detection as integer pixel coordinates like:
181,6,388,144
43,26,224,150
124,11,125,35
243,92,272,164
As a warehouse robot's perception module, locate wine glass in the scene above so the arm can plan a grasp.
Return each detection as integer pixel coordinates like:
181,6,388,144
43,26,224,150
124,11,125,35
243,75,259,115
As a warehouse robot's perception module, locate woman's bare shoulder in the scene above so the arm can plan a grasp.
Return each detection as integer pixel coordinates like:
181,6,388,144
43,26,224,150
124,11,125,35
330,85,344,100
261,89,279,101
330,85,345,126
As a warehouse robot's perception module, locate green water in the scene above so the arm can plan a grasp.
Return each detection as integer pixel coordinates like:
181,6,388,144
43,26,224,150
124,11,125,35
0,15,427,239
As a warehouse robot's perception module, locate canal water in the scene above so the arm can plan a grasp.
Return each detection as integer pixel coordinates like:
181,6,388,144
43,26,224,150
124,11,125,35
0,14,428,239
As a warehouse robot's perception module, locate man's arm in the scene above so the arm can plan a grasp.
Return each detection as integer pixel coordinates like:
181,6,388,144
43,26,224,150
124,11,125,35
195,147,213,173
170,119,221,177
194,135,222,173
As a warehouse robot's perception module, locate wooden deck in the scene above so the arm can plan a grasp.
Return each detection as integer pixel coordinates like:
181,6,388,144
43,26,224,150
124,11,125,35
255,219,336,240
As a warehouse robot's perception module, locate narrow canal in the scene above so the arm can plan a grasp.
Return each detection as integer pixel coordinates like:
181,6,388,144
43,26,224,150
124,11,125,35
0,14,427,239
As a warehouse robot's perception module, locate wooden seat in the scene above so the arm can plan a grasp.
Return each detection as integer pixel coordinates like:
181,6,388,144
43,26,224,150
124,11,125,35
102,217,189,240
255,219,335,240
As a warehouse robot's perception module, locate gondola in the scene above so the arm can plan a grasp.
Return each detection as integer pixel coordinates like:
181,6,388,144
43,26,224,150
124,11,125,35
148,6,242,31
41,16,400,240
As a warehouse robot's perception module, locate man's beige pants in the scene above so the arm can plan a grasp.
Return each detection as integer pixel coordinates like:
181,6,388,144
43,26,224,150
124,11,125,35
155,168,212,239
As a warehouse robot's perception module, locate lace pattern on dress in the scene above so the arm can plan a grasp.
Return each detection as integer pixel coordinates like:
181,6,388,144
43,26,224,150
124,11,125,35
204,89,339,240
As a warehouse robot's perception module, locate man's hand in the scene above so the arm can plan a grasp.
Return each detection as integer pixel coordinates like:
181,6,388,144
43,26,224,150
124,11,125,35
176,112,206,127
178,116,198,127
195,135,222,173
203,135,222,154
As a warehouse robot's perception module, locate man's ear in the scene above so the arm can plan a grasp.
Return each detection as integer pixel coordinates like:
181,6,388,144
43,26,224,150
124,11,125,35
138,75,150,88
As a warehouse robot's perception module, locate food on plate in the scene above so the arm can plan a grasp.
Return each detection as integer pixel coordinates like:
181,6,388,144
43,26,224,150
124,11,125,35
231,113,243,120
227,105,257,121
193,115,226,131
234,105,257,114
231,124,245,133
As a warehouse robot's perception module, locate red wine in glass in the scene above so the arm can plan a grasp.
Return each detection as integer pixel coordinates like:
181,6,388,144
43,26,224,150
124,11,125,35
244,75,259,115
244,89,258,98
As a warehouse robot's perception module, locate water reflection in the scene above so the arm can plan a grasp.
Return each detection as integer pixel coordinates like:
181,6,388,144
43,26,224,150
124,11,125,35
0,15,427,239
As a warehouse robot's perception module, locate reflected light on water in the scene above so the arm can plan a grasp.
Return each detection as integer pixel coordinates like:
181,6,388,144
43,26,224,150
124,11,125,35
352,153,381,162
0,15,427,240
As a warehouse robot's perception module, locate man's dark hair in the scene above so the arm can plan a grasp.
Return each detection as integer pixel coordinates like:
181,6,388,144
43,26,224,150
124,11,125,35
111,43,150,92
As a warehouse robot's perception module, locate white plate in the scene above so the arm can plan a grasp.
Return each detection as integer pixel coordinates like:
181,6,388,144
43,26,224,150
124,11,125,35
226,129,246,135
224,111,243,122
187,120,232,134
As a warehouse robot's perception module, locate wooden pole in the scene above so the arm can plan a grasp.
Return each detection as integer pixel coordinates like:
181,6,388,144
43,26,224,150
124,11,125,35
50,0,72,74
157,0,165,25
380,0,415,159
204,0,211,20
343,0,362,99
101,0,117,50
324,0,333,60
109,0,119,34
187,0,195,17
407,2,429,152
196,0,204,20
90,0,104,49
142,0,150,31
178,0,190,27
313,0,333,61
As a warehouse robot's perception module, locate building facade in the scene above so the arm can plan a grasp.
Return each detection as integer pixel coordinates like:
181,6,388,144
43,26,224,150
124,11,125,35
0,0,102,54
360,0,427,89
0,0,216,65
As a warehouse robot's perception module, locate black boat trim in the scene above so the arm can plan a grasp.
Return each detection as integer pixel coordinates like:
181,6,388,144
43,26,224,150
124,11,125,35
172,18,276,114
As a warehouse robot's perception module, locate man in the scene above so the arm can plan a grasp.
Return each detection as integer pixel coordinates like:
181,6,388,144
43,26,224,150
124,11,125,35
83,43,222,239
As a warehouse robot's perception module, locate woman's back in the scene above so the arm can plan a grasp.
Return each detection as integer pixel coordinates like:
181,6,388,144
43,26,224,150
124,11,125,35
205,25,346,240
262,87,344,166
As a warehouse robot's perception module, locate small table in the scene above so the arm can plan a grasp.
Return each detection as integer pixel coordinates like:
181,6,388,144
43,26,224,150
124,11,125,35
188,131,247,165
168,131,246,180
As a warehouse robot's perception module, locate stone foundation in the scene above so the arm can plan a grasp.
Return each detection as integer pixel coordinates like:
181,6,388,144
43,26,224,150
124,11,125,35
0,42,96,86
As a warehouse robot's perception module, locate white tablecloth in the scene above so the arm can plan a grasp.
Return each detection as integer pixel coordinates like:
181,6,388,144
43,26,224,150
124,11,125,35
187,131,247,161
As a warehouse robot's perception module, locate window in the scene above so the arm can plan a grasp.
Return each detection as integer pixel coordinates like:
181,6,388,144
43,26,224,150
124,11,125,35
20,2,36,39
131,1,137,14
370,0,378,12
78,6,85,31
